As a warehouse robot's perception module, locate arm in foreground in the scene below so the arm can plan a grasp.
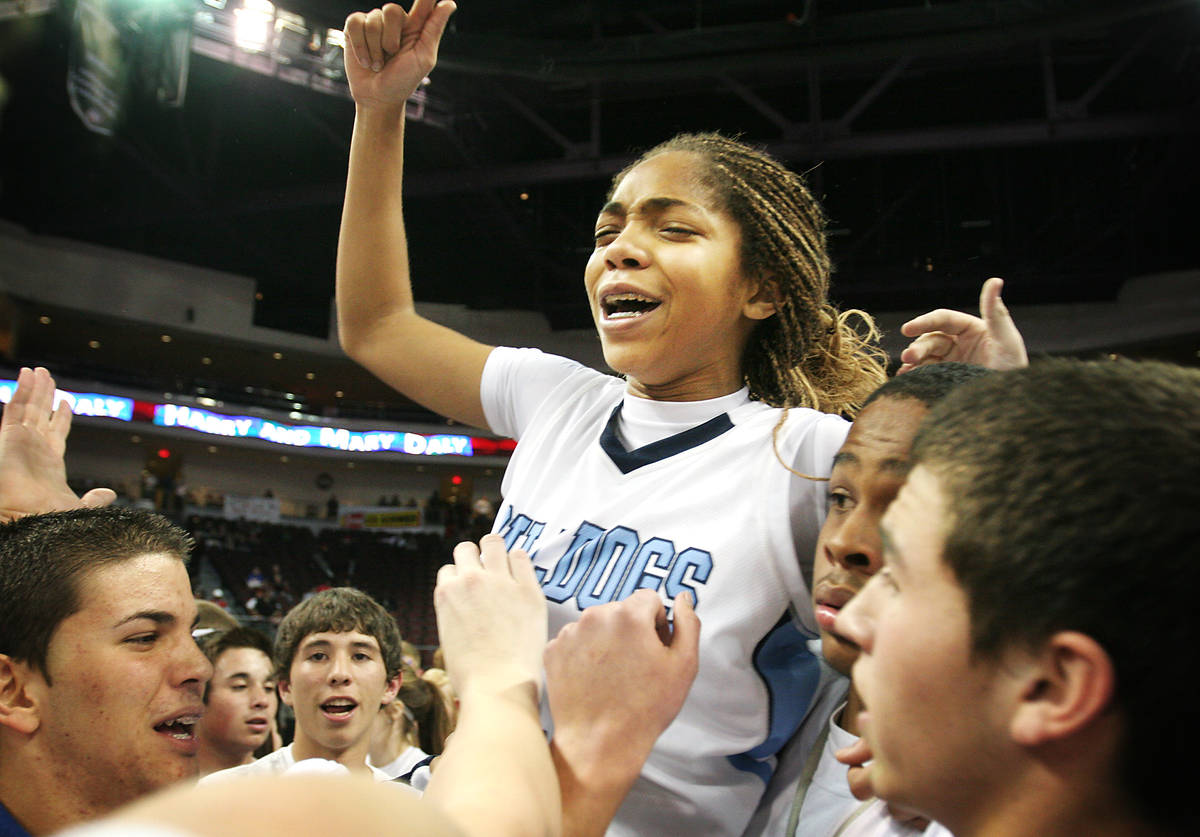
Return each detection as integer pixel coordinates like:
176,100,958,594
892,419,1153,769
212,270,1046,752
0,366,115,523
898,277,1029,373
51,775,466,837
547,590,701,837
337,0,494,428
424,535,560,837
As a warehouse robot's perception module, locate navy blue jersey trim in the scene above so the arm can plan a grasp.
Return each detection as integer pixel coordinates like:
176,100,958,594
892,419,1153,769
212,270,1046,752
397,753,437,786
0,801,32,837
599,403,735,474
727,611,822,782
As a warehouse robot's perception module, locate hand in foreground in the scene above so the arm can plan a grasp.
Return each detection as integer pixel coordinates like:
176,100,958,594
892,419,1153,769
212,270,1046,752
0,367,116,522
546,590,700,837
342,0,457,109
898,277,1029,373
434,534,547,701
546,590,699,752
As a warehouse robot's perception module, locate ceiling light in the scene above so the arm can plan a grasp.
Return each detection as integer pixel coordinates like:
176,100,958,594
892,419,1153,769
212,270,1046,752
234,0,275,53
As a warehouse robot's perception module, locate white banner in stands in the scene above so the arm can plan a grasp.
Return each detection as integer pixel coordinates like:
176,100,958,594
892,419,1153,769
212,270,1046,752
224,495,282,523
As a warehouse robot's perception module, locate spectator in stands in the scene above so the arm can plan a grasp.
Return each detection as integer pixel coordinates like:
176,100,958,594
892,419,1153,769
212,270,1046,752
202,587,403,783
195,627,279,777
0,507,211,835
834,359,1200,837
244,566,265,590
400,639,421,674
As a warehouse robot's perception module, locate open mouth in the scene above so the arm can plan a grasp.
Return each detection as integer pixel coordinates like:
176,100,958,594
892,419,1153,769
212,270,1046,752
601,293,661,320
154,715,199,741
321,699,357,717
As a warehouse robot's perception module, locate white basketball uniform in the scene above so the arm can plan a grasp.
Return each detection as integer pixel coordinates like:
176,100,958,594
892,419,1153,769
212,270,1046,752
482,347,849,836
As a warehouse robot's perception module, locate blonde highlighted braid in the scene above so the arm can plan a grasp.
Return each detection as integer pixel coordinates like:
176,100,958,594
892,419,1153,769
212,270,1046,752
614,133,888,478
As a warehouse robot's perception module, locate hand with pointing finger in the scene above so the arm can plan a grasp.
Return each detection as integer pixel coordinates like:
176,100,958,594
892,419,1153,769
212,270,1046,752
898,277,1029,373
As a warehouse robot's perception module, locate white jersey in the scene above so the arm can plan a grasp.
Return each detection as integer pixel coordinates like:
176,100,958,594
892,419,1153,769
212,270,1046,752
368,745,431,781
834,799,954,837
741,645,851,836
482,348,849,837
745,692,955,837
201,743,403,787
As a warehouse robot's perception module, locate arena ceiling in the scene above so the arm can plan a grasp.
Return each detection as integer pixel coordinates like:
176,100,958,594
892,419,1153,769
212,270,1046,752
2,0,1198,417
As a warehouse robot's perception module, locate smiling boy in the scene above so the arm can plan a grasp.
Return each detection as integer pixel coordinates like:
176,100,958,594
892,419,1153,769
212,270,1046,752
837,359,1200,837
202,587,403,782
0,507,211,835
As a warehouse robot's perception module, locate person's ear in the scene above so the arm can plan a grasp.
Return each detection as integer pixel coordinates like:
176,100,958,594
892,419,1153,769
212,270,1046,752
380,673,401,707
1009,631,1115,748
743,276,780,321
277,677,295,708
0,654,43,735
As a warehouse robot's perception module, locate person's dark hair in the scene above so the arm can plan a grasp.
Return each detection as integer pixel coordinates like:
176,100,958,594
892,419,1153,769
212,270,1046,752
910,357,1200,834
0,507,193,680
397,662,453,755
862,362,993,410
614,133,887,417
198,626,275,702
273,587,404,681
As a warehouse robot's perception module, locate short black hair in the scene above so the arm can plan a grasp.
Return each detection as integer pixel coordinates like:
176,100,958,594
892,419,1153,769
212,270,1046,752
0,507,193,679
911,357,1200,834
862,362,993,409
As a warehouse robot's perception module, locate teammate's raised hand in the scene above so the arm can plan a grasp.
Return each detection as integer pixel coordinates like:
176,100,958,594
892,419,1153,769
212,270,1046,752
433,534,547,701
898,277,1029,373
342,0,457,110
0,367,116,522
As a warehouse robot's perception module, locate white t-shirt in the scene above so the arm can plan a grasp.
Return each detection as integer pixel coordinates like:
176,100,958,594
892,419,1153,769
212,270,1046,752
482,347,849,836
201,744,408,789
368,745,430,781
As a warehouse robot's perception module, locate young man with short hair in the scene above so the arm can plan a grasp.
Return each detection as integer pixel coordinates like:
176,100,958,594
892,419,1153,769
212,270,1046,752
0,507,211,835
744,363,990,837
203,587,403,782
195,627,279,776
838,358,1200,837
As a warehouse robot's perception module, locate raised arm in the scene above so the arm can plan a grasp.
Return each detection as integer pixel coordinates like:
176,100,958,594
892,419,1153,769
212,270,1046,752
545,590,700,837
0,366,115,522
337,1,493,429
425,535,560,837
897,277,1029,373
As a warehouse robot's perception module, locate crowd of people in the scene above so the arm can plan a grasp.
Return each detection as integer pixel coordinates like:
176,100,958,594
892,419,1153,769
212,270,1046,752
0,3,1195,837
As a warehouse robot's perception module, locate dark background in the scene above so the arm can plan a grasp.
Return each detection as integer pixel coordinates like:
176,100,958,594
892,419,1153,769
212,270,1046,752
2,0,1198,417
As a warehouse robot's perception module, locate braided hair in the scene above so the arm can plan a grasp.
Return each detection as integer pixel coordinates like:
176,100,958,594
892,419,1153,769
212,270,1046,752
613,133,886,418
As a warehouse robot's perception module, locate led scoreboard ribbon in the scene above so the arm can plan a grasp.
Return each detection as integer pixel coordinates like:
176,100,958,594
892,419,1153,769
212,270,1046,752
0,379,513,458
